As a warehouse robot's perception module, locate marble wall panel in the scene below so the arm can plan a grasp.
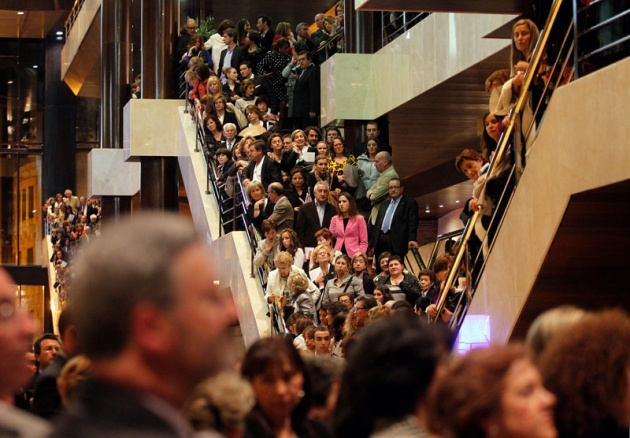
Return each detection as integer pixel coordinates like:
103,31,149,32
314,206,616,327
87,148,140,197
320,12,515,124
123,99,182,158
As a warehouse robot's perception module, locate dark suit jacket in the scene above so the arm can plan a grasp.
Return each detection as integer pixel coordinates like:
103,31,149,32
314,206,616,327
292,64,320,117
242,156,281,191
32,354,68,419
217,45,246,78
370,195,419,257
49,379,183,438
295,201,336,248
260,29,276,51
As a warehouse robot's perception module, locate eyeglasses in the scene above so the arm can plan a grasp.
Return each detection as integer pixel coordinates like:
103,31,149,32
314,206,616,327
354,306,367,312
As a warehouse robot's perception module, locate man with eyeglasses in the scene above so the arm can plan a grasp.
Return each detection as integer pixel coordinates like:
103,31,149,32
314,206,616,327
351,296,378,334
369,178,419,264
176,18,198,63
0,268,50,436
366,151,399,225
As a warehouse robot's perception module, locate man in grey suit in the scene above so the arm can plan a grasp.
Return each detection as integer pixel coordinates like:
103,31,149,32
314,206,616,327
267,182,295,233
0,268,50,437
366,152,399,224
50,213,239,437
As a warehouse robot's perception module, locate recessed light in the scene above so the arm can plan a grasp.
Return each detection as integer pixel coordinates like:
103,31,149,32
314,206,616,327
455,200,460,203
17,11,25,15
7,80,13,84
32,65,37,68
439,204,444,208
56,31,63,36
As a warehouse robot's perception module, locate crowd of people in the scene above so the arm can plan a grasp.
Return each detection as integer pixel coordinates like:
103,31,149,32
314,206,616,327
43,190,102,305
0,7,606,438
1,214,627,438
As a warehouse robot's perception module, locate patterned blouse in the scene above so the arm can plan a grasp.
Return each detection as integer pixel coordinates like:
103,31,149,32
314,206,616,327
256,50,291,101
328,155,358,192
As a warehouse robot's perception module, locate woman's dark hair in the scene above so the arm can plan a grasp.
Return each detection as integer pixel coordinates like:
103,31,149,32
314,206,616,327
331,311,348,342
241,336,312,436
245,104,262,119
539,309,630,437
248,30,262,46
195,63,211,81
204,113,223,134
279,229,303,256
215,147,232,160
330,136,348,158
266,133,282,150
236,18,249,43
272,37,290,51
374,284,393,302
336,192,358,218
455,148,484,173
289,168,307,188
417,269,436,284
217,19,236,36
429,344,527,438
388,255,404,266
335,315,443,438
479,112,500,160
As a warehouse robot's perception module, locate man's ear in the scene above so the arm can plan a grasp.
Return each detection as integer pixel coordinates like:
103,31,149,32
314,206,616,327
129,303,176,355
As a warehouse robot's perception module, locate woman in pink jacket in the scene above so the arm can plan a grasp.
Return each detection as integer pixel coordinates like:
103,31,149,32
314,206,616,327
329,192,368,258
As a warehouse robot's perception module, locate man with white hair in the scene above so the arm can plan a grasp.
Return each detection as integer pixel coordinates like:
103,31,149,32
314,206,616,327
50,213,239,437
222,123,238,150
63,189,80,215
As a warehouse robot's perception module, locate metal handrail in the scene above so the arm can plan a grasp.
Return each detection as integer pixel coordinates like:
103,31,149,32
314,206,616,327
432,0,567,326
65,0,87,39
427,229,464,269
192,108,284,334
381,12,430,46
405,247,426,277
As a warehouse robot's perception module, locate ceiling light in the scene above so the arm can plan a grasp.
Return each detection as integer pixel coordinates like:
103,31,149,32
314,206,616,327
33,65,37,68
7,80,13,84
56,31,63,36
439,204,444,208
425,209,430,213
17,11,25,15
455,200,460,203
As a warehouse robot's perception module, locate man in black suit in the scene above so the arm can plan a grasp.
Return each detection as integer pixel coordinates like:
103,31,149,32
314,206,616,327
217,28,245,80
50,213,239,437
311,13,327,47
369,178,419,262
292,51,320,130
353,120,393,157
257,15,275,50
32,306,81,419
296,181,336,248
239,61,275,109
241,140,281,191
